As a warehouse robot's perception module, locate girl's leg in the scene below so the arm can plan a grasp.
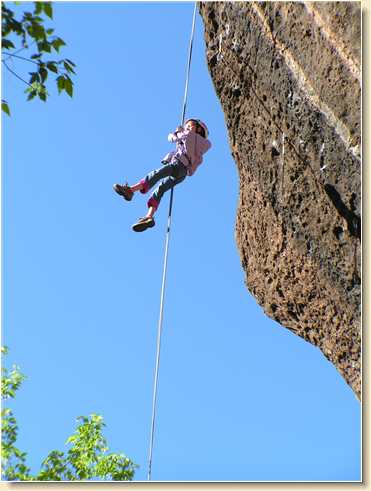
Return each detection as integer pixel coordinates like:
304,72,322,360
132,163,187,232
130,181,145,192
146,173,187,214
115,162,184,199
127,165,175,194
138,161,186,194
145,206,156,219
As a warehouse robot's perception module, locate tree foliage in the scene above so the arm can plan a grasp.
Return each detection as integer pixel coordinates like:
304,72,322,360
1,1,76,114
1,346,30,481
1,347,137,481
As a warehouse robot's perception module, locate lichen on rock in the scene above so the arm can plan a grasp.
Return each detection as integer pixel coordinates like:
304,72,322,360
199,1,361,399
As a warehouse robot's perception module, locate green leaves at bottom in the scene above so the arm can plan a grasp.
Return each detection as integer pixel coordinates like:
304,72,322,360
1,350,135,482
34,414,137,481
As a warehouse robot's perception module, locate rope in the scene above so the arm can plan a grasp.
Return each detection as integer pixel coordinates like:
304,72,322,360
147,2,197,481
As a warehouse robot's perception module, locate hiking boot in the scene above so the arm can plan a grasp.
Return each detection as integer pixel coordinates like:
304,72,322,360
113,183,133,201
132,216,155,232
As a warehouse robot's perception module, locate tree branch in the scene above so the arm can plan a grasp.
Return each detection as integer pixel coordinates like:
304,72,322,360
2,40,37,62
2,60,32,87
2,51,40,65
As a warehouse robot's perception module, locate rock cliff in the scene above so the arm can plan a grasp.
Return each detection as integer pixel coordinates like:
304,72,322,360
199,2,361,399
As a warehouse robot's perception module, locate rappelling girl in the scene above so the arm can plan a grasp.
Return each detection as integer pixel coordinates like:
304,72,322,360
113,118,211,232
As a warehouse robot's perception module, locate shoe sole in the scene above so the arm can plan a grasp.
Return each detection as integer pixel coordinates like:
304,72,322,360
132,221,155,232
113,184,133,201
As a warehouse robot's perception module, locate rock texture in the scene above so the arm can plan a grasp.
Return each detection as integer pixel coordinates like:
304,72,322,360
199,2,361,398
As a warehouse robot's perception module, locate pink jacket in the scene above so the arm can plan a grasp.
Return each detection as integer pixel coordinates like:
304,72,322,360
163,128,212,176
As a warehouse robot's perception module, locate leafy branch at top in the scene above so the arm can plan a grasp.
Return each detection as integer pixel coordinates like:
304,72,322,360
1,2,76,114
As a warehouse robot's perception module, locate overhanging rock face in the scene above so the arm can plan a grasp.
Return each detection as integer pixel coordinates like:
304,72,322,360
199,2,361,398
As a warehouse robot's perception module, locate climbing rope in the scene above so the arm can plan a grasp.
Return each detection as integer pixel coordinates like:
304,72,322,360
147,2,197,481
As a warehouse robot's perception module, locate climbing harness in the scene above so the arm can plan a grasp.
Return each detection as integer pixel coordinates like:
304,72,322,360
147,2,197,481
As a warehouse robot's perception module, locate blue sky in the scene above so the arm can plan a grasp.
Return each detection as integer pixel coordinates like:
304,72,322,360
2,1,360,482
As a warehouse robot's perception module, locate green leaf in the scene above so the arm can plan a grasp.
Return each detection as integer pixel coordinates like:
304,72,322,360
2,39,15,49
63,76,73,97
52,37,66,53
2,101,11,116
37,40,52,53
39,67,48,83
46,62,58,74
63,61,76,75
34,2,43,15
29,72,40,84
56,76,65,93
26,90,37,101
28,22,45,41
43,2,53,19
